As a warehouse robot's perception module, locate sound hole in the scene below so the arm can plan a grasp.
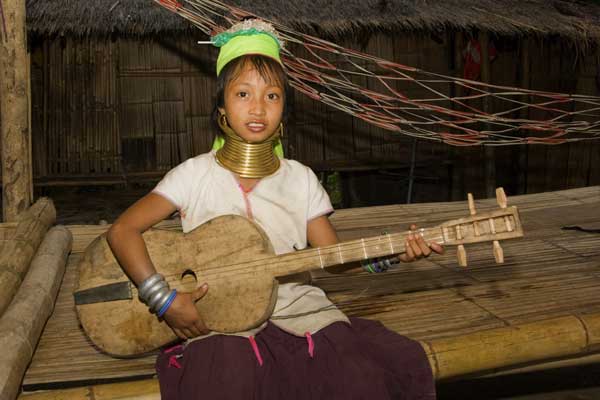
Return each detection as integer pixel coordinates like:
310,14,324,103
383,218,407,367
180,269,198,291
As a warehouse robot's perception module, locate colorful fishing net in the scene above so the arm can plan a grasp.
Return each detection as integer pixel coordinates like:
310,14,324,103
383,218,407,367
156,0,600,146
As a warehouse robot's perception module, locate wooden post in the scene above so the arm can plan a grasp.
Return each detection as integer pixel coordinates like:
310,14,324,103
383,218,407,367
517,37,531,195
450,31,465,201
480,32,496,199
0,0,33,222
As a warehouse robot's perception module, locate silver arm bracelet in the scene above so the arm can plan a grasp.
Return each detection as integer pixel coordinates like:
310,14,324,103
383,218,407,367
147,285,171,313
144,280,169,302
138,273,164,301
138,273,171,314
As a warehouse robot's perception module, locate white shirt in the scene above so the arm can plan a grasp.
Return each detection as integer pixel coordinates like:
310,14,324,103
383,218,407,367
153,152,349,337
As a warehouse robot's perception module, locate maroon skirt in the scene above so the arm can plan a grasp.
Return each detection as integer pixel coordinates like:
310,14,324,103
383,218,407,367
156,317,435,400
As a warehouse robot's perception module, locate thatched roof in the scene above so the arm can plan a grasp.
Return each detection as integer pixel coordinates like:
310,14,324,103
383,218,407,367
26,0,600,43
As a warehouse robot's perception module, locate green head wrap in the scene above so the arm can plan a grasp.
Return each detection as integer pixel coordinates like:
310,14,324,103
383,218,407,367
214,30,282,76
211,20,285,157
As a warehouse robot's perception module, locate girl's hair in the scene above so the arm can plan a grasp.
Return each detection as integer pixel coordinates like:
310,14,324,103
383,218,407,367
212,54,292,132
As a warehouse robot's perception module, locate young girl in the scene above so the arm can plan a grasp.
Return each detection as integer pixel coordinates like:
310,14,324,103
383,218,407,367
107,20,442,399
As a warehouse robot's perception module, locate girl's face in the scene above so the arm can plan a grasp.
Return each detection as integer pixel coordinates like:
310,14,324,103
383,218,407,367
219,63,284,143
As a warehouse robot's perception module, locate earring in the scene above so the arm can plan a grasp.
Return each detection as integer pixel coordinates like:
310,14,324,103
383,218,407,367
217,113,236,136
277,122,284,138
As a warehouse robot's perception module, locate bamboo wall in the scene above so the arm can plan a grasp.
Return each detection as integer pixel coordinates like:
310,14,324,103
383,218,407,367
19,33,600,201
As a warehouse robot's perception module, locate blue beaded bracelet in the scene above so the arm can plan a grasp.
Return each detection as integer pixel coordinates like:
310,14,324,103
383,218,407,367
361,259,374,273
361,258,392,273
157,289,177,318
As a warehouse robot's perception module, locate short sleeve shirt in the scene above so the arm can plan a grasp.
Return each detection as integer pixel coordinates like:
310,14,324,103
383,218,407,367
153,152,349,336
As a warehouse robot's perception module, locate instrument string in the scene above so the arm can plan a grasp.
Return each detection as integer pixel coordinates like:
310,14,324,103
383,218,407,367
146,230,447,290
130,211,516,292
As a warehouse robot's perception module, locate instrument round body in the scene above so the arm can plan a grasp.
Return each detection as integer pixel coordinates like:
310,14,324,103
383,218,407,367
75,215,278,357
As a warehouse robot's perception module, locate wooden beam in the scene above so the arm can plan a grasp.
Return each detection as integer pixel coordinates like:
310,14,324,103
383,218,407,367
480,32,496,199
0,0,32,222
517,37,531,194
450,31,465,201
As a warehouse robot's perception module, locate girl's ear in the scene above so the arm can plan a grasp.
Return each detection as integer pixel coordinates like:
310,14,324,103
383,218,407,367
218,107,225,115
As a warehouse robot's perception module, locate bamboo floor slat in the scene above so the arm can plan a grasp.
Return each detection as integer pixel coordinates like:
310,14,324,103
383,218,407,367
0,222,18,242
21,186,600,388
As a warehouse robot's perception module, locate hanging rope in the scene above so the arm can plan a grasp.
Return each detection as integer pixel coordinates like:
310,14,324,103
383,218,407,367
155,0,600,146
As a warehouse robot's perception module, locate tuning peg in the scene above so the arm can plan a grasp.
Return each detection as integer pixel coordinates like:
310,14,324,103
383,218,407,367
496,187,514,232
493,241,504,264
457,244,468,267
468,193,476,215
496,187,507,209
467,192,481,236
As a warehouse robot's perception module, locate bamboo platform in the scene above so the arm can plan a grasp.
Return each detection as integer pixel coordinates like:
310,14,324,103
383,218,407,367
21,186,600,391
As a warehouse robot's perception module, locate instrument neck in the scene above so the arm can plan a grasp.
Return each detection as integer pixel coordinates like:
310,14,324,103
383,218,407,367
263,226,446,278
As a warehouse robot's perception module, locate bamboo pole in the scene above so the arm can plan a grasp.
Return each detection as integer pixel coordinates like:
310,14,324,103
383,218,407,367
450,30,465,201
0,226,72,400
26,51,33,201
484,352,600,378
0,198,56,316
480,32,496,199
517,37,531,195
42,41,49,178
423,313,600,380
0,0,33,221
19,379,160,400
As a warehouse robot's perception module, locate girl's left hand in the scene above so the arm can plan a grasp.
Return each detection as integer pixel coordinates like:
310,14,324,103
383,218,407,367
398,224,444,262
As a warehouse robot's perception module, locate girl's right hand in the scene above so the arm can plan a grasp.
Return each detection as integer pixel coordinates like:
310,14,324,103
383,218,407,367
163,283,210,339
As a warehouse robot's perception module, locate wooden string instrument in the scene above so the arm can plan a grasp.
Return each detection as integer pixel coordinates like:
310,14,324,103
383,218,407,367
74,188,523,357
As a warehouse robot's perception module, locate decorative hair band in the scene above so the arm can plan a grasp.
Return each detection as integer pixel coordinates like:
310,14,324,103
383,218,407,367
211,19,285,50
